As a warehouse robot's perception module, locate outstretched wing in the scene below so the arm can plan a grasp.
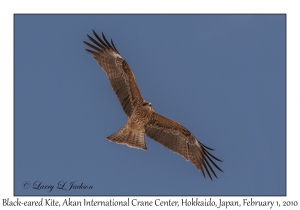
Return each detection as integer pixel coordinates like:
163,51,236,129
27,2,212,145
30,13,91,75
145,112,223,180
83,30,144,117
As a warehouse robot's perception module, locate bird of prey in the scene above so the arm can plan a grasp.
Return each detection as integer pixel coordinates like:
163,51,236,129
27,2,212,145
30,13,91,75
83,30,223,180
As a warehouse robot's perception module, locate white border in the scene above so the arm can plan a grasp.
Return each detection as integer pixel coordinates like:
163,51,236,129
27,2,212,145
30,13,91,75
1,0,299,209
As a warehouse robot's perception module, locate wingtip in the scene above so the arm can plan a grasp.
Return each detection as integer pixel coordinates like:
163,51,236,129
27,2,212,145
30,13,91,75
92,30,99,38
92,29,97,37
102,32,106,40
85,49,98,55
111,38,119,53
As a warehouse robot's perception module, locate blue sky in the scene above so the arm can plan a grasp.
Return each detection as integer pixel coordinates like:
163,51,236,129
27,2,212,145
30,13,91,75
14,15,285,196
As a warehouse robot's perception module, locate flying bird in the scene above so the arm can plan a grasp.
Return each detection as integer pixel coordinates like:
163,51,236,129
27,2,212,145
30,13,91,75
83,31,223,180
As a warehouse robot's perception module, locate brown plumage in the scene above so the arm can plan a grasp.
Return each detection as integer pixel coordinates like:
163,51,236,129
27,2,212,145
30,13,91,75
83,30,223,180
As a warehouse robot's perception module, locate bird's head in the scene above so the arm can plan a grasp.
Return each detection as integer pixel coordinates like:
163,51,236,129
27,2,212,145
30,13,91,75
142,100,154,112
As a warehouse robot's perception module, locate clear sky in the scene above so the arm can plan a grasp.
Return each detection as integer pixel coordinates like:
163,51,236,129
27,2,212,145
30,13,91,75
14,14,285,196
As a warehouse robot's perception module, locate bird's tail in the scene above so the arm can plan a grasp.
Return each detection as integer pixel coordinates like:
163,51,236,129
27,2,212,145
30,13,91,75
106,123,147,150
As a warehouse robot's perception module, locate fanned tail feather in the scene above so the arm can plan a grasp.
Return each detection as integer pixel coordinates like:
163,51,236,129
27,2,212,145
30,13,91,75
107,124,147,150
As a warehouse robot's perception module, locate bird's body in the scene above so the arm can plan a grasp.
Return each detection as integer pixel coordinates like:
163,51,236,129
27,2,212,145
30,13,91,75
84,31,223,180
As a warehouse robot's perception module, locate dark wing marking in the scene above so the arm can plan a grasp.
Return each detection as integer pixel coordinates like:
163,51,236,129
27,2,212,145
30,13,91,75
83,30,144,117
145,112,223,180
